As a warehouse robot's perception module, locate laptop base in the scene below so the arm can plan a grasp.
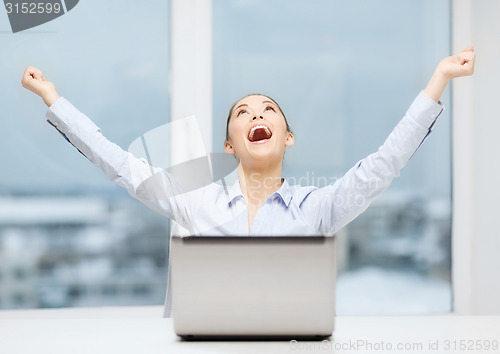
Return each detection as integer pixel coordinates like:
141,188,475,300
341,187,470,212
178,334,333,341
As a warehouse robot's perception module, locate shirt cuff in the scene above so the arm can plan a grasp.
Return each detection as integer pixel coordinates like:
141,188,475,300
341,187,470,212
46,96,101,135
407,90,445,129
46,96,73,129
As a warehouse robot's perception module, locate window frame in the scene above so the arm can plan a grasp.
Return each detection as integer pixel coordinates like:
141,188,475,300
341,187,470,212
0,0,476,315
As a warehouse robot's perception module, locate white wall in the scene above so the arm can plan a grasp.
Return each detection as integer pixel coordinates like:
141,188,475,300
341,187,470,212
453,0,500,315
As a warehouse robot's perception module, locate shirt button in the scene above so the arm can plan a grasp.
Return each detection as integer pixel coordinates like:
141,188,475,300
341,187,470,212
431,114,436,119
53,121,59,127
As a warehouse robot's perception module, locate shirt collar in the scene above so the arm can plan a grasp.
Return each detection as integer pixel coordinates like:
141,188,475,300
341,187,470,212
273,178,293,207
226,179,244,205
226,178,292,207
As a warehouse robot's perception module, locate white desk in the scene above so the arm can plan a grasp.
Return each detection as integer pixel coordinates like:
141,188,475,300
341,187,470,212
1,306,499,354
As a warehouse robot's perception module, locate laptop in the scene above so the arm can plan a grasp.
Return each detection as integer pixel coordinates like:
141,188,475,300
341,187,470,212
170,235,336,340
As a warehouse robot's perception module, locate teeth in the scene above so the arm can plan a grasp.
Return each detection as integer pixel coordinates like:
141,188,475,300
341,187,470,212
249,125,271,140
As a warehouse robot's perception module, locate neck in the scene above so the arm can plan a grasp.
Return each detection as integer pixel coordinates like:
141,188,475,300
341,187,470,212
237,161,283,207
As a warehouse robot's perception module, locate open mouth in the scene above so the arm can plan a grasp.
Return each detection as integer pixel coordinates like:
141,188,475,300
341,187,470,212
248,125,272,142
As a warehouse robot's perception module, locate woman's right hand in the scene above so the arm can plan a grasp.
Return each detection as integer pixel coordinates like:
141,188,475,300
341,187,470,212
21,66,60,107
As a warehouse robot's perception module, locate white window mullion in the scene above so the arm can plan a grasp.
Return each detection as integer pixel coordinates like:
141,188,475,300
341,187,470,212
451,0,475,315
170,0,213,166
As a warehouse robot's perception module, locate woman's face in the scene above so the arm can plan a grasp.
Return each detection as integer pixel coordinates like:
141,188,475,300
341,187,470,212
224,95,294,167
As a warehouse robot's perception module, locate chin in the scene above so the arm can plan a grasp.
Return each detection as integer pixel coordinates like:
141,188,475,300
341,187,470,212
249,150,283,165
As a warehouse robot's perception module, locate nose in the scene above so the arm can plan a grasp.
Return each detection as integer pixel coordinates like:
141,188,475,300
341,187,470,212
252,116,264,120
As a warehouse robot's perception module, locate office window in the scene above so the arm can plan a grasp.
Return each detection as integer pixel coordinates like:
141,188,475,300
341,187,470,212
13,268,26,280
2,0,452,314
0,0,170,309
213,0,452,314
12,293,26,305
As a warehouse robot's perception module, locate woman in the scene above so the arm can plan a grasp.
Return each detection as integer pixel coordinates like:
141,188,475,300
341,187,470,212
21,47,475,316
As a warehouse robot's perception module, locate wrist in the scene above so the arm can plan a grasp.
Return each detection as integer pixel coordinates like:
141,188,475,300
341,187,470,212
424,70,449,103
433,68,451,84
42,90,60,107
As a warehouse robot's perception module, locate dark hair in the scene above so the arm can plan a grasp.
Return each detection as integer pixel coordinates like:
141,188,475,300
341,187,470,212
225,94,292,143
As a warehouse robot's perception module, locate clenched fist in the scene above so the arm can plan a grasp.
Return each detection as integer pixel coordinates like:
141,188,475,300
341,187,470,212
21,66,60,107
424,46,476,103
436,46,475,80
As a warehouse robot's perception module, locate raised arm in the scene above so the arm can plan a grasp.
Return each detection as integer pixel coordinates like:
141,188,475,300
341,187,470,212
304,47,475,235
21,66,193,228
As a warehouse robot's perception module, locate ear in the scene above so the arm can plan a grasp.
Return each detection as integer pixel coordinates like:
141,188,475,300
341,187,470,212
225,140,236,154
285,132,294,147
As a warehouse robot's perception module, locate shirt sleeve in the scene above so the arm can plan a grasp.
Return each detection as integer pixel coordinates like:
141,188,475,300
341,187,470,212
45,97,193,228
303,90,444,235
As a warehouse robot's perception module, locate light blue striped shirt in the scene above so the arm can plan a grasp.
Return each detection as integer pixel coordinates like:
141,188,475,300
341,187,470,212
46,90,444,317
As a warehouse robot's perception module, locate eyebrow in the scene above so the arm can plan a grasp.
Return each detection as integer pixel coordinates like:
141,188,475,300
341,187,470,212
234,103,248,111
235,100,276,112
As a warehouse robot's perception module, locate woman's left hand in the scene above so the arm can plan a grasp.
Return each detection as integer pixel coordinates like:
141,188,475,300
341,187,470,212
424,46,476,103
436,46,475,80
